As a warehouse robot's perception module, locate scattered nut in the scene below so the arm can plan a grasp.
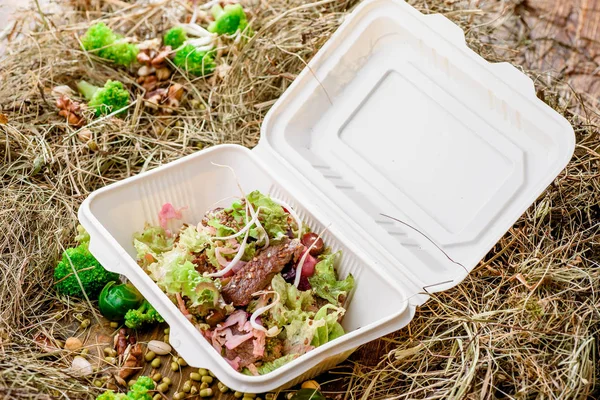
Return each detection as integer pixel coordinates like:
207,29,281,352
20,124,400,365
119,343,143,380
155,67,171,81
64,337,83,351
301,380,321,390
147,340,171,355
70,356,93,377
137,65,156,77
77,128,92,143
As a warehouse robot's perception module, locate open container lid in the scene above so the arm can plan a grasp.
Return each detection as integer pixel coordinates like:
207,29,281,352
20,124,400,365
255,0,575,302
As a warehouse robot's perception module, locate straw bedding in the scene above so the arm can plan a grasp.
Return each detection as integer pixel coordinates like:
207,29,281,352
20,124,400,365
0,0,598,399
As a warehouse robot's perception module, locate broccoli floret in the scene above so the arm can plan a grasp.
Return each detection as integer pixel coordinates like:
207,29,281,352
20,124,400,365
173,44,215,76
208,4,249,35
96,391,127,400
126,376,154,400
124,301,164,330
54,243,119,299
163,27,188,49
77,80,130,117
81,22,139,66
75,224,90,244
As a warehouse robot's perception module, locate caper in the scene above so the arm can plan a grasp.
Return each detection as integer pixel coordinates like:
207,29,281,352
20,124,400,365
234,391,244,398
128,380,136,387
152,373,162,382
198,368,208,376
208,370,215,378
80,348,89,356
162,377,172,386
164,327,170,334
200,388,213,397
145,351,156,362
182,381,192,393
201,376,213,384
217,382,229,393
190,372,201,381
177,357,188,367
109,349,117,357
153,395,162,400
103,347,112,356
244,394,257,399
109,321,119,328
190,386,198,395
104,356,116,364
80,318,91,329
200,382,209,389
157,382,169,393
171,361,179,372
93,380,103,388
265,394,276,400
151,358,162,368
163,335,169,344
173,392,185,400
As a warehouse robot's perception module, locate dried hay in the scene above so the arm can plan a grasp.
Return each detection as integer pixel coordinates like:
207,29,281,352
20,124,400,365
0,0,598,399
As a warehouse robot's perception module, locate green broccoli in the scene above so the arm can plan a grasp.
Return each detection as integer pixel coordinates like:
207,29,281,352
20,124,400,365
208,4,249,35
126,376,154,400
77,80,130,117
172,44,215,76
124,300,164,329
54,242,119,300
96,391,127,400
95,376,154,400
81,22,139,66
163,26,188,49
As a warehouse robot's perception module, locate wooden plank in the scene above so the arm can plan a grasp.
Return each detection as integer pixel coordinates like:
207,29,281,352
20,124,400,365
578,0,600,42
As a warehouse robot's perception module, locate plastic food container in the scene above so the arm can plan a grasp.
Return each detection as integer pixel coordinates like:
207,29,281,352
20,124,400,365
78,0,575,393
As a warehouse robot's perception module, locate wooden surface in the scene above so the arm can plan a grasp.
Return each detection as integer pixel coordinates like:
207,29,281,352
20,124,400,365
524,0,600,99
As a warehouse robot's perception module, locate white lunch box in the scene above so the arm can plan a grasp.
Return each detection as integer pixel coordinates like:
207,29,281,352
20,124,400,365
79,0,575,393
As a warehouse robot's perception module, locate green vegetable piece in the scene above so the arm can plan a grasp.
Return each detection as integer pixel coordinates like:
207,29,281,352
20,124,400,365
75,224,90,244
328,322,345,341
134,225,175,257
308,252,354,305
163,27,188,49
160,260,219,308
81,22,116,53
126,375,155,400
290,389,327,400
241,354,297,375
54,242,120,299
98,281,144,321
124,300,165,329
81,22,139,66
173,44,215,76
208,4,248,35
77,80,130,117
313,306,328,347
96,390,127,400
246,191,291,240
311,304,345,347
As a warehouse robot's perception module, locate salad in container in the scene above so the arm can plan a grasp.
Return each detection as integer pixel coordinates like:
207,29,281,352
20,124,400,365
133,190,354,375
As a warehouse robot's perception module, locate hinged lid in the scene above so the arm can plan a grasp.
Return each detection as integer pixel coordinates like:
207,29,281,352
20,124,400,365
254,0,575,297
